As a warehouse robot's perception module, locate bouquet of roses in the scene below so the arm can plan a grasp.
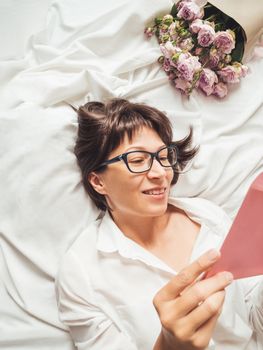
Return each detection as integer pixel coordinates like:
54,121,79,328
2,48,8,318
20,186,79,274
144,0,248,98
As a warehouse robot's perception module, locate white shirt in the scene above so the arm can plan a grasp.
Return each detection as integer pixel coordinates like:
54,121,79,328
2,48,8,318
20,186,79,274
56,197,263,349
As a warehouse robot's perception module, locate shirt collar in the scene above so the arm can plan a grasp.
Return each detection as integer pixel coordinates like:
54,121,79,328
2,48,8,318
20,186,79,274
97,209,176,274
96,209,133,254
96,197,228,273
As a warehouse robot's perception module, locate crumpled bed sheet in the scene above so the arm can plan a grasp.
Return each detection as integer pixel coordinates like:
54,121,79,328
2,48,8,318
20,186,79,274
0,0,263,349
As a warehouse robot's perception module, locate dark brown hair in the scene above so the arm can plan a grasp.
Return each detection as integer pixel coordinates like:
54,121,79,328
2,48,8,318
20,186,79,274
74,98,197,211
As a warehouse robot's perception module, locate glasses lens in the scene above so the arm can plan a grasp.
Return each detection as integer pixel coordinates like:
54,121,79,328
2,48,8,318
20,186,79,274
126,152,151,173
158,146,177,167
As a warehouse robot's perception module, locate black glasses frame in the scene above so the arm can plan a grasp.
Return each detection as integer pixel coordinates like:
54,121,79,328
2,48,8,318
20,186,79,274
96,145,178,174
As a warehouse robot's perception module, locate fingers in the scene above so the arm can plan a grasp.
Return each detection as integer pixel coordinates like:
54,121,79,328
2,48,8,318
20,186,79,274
160,291,225,349
188,296,224,349
174,271,233,317
154,249,221,302
185,290,225,333
156,291,225,350
153,250,231,350
185,313,221,350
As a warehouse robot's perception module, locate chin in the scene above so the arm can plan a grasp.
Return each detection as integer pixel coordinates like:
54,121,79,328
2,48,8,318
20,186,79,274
144,203,168,217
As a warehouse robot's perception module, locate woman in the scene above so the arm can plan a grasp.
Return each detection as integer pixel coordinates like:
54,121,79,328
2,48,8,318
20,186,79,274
56,98,263,349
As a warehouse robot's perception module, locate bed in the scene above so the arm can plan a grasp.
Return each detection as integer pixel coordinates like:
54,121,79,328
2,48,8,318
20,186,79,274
0,0,263,349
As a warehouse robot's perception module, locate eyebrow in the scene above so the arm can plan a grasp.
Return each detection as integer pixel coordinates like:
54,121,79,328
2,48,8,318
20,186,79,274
124,144,166,153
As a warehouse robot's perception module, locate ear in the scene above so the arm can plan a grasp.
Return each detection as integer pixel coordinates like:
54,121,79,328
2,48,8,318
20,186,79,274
88,172,107,195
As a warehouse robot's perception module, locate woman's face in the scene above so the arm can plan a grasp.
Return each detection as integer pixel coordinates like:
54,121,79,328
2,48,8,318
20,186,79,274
90,126,174,220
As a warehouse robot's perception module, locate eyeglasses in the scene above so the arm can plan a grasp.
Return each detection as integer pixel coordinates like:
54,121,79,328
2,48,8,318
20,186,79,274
96,145,178,174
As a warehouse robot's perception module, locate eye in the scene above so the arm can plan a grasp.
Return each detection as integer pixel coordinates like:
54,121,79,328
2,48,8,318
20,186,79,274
128,157,146,164
158,150,168,160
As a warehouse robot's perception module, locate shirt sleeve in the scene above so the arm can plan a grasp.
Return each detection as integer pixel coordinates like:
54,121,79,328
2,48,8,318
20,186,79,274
239,276,263,334
55,250,138,350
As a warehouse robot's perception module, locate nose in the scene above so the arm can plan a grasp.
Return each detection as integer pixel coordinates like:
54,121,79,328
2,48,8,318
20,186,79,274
147,158,166,178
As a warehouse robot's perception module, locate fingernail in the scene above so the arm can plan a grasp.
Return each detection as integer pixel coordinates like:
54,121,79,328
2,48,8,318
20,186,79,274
207,249,220,262
224,272,234,283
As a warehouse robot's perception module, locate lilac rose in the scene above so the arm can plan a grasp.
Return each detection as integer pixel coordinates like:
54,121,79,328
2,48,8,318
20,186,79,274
177,55,201,81
209,54,220,68
160,41,181,59
214,30,235,54
213,82,228,98
177,0,189,11
218,63,248,83
170,51,190,67
179,38,194,51
174,78,192,94
177,0,207,12
189,19,204,33
233,62,248,78
217,65,240,83
240,64,249,77
169,22,179,41
198,68,218,95
197,24,215,47
177,1,203,21
208,48,221,68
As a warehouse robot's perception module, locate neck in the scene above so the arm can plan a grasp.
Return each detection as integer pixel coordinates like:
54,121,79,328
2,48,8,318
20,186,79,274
109,208,172,248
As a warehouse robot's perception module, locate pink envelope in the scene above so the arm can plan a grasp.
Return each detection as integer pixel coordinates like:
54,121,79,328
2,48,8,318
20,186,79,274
205,172,263,280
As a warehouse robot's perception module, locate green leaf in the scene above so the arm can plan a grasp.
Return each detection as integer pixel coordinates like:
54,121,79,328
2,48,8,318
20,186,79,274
170,4,178,18
231,39,245,62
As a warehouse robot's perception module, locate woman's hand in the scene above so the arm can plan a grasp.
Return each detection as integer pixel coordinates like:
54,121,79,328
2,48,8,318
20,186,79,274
153,249,233,350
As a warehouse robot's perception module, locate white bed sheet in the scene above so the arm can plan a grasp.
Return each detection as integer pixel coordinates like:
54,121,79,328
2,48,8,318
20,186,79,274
0,0,263,349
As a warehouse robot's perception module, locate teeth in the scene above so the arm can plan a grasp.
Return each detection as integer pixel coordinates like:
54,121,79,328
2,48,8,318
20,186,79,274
144,189,165,195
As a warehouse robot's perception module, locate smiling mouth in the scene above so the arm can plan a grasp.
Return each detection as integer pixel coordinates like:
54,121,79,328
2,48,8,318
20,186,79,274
143,188,166,195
